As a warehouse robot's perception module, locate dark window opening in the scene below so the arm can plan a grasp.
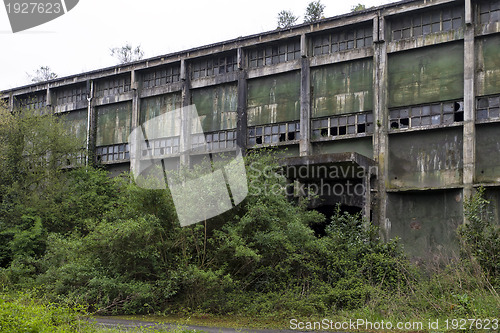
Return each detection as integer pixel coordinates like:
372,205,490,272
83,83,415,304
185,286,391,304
279,133,286,142
320,128,328,137
400,118,409,126
391,121,399,129
357,124,366,133
287,132,296,141
338,126,347,135
256,137,263,145
454,111,464,122
330,127,338,136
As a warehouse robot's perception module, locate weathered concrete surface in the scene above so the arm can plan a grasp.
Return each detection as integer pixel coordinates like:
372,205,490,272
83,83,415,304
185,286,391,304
476,34,500,97
476,123,500,183
247,72,300,126
388,128,463,189
313,137,373,159
61,108,87,147
387,189,463,260
191,84,238,132
311,58,373,117
96,102,132,146
388,42,464,108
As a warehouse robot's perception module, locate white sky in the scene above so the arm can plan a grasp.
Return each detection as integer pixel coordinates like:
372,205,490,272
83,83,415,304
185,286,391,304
0,0,397,91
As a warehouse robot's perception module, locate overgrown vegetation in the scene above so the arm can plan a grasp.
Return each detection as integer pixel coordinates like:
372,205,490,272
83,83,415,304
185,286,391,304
0,103,498,331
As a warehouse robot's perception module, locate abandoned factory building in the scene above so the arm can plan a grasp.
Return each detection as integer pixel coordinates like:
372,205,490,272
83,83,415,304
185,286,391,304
2,0,500,259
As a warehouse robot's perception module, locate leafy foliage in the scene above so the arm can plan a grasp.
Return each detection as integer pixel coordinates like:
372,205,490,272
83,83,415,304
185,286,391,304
351,3,366,12
110,43,145,64
304,1,325,23
277,10,298,29
27,66,58,83
459,187,500,287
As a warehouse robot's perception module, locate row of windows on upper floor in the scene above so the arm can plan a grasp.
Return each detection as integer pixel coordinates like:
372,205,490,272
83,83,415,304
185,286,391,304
8,0,499,105
94,94,500,163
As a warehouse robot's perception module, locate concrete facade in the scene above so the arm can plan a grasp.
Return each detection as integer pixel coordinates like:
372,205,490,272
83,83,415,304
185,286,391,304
2,0,500,260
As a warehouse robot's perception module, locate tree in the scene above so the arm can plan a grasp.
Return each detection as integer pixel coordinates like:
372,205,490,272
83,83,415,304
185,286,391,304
277,10,298,29
304,0,325,23
110,43,145,64
27,66,58,83
351,3,366,12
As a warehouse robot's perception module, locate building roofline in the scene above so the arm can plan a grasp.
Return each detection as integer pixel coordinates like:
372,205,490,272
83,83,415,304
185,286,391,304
1,0,430,96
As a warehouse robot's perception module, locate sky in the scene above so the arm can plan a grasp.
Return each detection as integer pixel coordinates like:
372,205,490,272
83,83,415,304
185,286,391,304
0,0,397,91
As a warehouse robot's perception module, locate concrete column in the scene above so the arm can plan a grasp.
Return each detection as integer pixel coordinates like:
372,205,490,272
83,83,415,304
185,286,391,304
180,59,191,166
131,70,141,130
46,87,52,108
363,173,371,224
300,53,311,156
237,68,248,152
463,0,476,209
86,80,97,166
373,15,389,239
8,93,13,113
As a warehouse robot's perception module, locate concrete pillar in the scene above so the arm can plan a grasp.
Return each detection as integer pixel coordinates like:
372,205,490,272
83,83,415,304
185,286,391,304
8,93,13,113
373,15,390,239
363,173,371,224
300,34,311,157
46,87,52,108
131,70,141,130
463,0,476,211
86,80,97,166
180,59,191,166
237,66,248,152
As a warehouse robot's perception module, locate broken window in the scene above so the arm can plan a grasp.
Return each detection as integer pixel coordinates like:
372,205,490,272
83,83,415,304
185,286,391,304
312,111,373,140
248,121,300,147
142,64,180,89
312,24,372,56
476,94,500,123
479,0,500,24
391,5,464,41
95,75,131,98
389,100,464,131
96,143,130,163
191,53,237,79
248,39,300,69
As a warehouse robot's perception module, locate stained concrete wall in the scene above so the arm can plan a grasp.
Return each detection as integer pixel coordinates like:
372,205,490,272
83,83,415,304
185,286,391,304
476,34,500,97
311,58,373,117
476,123,500,183
313,138,373,159
96,102,132,146
247,71,300,126
388,42,464,108
140,93,181,125
388,128,463,189
387,190,463,259
61,109,87,147
191,84,238,132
